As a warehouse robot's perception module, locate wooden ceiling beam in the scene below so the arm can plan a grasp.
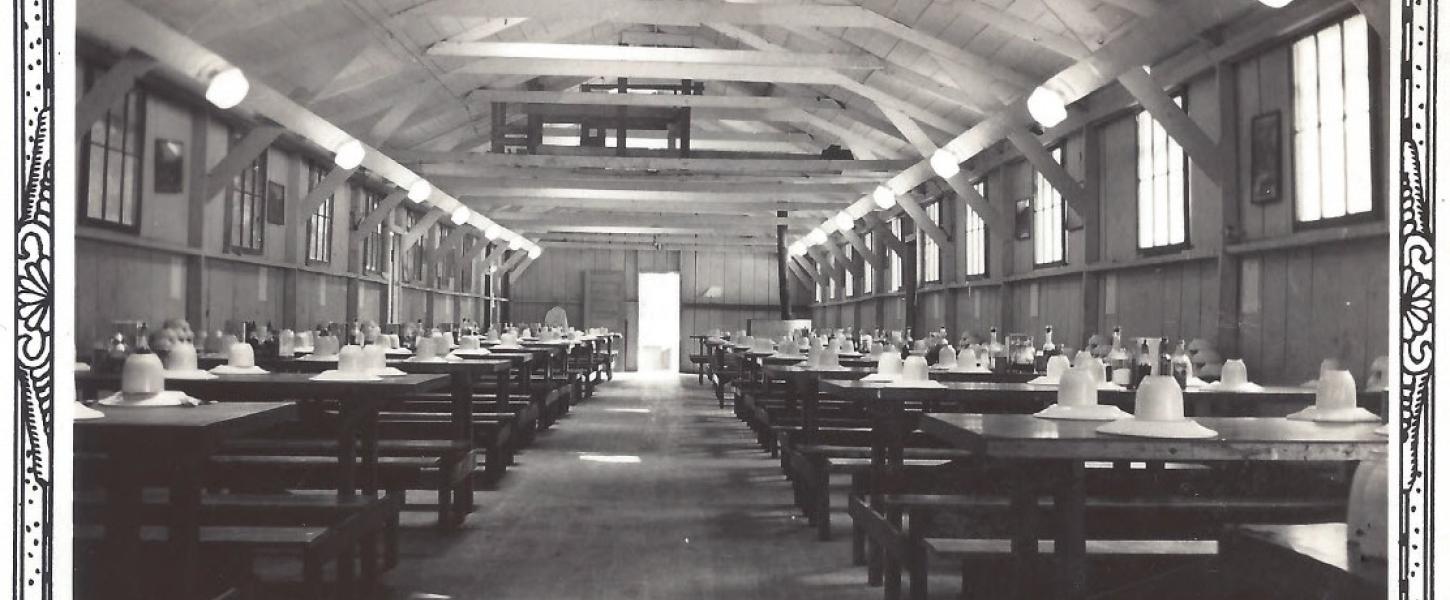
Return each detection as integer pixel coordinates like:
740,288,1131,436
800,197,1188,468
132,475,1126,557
1005,127,1089,228
451,58,846,85
465,88,843,111
405,0,888,28
430,42,884,70
400,209,447,251
203,126,285,201
353,189,409,236
439,176,863,195
790,255,822,287
838,228,884,270
824,236,864,279
76,50,156,142
1116,67,1232,190
453,186,849,203
944,0,1088,59
395,150,915,173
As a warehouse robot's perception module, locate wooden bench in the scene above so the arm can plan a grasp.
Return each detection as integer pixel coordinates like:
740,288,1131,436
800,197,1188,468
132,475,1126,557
787,440,976,541
75,490,402,599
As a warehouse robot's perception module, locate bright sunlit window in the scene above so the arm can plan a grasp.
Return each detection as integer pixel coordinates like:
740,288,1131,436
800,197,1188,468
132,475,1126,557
890,218,904,291
844,245,856,296
1292,14,1373,223
963,180,988,278
1136,96,1189,250
918,202,942,283
1033,147,1066,265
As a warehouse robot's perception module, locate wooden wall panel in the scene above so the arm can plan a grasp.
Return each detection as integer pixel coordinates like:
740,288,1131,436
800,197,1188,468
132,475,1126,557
74,239,187,346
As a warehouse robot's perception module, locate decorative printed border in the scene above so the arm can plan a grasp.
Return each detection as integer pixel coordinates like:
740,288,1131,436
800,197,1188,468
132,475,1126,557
15,0,54,597
1,2,1438,600
1399,2,1434,599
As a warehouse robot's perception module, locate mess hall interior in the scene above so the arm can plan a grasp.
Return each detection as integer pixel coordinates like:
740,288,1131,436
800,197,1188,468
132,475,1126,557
69,0,1394,597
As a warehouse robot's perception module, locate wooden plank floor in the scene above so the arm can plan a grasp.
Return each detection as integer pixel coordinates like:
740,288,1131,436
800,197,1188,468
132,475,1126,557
374,372,894,600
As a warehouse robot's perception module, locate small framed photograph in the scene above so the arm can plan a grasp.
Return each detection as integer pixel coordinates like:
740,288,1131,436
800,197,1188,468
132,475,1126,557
154,139,184,193
266,181,286,226
1014,198,1032,240
1250,111,1282,204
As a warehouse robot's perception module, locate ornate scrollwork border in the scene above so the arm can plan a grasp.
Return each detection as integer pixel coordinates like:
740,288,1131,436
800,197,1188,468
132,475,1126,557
1398,1,1433,599
14,0,55,598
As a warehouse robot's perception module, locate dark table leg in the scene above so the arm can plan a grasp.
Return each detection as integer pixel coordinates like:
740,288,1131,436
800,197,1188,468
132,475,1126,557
171,457,204,600
104,457,143,599
335,404,360,595
1010,466,1039,599
882,401,907,600
1053,461,1088,600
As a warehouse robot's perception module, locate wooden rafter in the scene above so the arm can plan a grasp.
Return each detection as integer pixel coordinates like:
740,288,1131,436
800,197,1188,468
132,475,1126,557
353,189,408,236
400,209,446,251
395,151,915,174
75,51,156,142
430,42,884,70
838,228,884,270
203,126,285,201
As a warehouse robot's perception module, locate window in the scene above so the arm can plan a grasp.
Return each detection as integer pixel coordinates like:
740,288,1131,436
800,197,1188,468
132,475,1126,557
918,201,943,283
814,279,823,303
226,133,267,254
963,180,988,278
353,187,386,273
887,217,899,291
1292,14,1373,223
862,232,875,293
1137,97,1189,250
79,64,145,231
305,161,334,263
844,245,856,296
1032,147,1066,266
401,210,424,283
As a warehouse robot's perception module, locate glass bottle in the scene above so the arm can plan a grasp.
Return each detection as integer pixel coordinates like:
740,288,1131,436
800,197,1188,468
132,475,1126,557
1170,339,1192,388
1107,326,1129,384
987,327,1007,372
1132,339,1153,389
1157,337,1173,380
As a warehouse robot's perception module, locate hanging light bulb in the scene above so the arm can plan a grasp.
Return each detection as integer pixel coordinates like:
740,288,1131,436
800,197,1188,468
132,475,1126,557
483,224,503,240
872,185,897,210
450,206,471,225
204,67,250,109
407,179,433,203
528,245,542,259
930,148,961,179
1257,0,1292,6
1027,86,1069,128
834,211,855,232
333,138,365,170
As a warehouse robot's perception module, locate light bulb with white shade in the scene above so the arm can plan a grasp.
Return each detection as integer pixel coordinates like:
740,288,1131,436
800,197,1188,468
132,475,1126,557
527,245,542,259
204,67,249,109
930,148,961,179
834,211,855,232
1257,0,1292,7
872,185,897,210
333,139,365,170
450,207,471,225
1027,86,1069,128
407,179,433,203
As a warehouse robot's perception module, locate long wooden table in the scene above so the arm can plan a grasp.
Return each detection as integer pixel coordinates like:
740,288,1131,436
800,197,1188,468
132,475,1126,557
919,413,1386,600
76,401,298,600
1220,522,1386,599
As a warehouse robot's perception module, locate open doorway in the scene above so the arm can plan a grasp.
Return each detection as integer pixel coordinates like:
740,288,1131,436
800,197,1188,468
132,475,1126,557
637,272,680,373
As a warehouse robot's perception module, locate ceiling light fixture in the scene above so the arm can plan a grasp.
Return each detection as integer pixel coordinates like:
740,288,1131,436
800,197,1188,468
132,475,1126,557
1027,86,1069,128
450,206,471,225
203,67,249,109
872,185,897,210
930,148,961,179
407,179,433,203
333,138,365,170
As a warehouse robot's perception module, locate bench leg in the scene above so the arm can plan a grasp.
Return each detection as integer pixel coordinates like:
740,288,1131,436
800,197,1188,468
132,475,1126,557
851,473,868,566
436,479,453,528
303,551,324,600
360,532,379,585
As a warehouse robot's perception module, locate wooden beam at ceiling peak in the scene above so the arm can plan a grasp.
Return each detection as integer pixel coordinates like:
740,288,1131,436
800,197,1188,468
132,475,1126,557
431,42,884,70
451,58,846,85
465,88,843,111
394,150,915,174
405,0,887,28
434,176,860,196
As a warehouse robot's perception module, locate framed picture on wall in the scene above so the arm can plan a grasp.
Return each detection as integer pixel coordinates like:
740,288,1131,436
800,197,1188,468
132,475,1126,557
1250,111,1282,204
1014,198,1032,240
265,181,286,225
154,139,184,193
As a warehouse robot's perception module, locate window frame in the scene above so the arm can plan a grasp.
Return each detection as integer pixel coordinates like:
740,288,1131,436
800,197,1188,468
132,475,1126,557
1032,146,1068,268
304,160,335,264
223,131,268,255
917,200,944,284
78,62,147,234
1134,94,1193,255
963,180,990,279
354,186,386,274
889,217,905,292
1288,12,1382,230
861,231,876,294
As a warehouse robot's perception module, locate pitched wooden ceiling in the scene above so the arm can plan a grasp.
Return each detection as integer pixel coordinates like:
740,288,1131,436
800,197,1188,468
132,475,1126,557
109,0,1272,249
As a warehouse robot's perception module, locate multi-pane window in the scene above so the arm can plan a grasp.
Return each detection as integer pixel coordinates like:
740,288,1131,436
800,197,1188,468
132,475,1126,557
1136,96,1189,250
353,187,385,273
918,201,942,283
305,161,334,263
844,245,856,296
1292,14,1373,223
226,133,267,254
862,232,875,293
1033,147,1066,266
401,210,423,283
963,180,988,277
889,218,904,291
79,64,145,231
